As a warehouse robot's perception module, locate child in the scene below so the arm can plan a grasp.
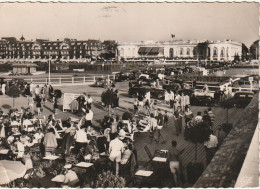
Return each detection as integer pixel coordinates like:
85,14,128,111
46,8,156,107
164,110,169,127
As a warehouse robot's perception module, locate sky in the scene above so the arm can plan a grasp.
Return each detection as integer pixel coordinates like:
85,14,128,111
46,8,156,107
0,2,258,47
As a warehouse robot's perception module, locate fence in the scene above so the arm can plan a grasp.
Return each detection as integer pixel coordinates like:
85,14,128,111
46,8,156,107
6,74,115,86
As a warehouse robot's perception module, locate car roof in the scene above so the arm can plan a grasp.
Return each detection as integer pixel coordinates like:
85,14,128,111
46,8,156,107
234,91,254,95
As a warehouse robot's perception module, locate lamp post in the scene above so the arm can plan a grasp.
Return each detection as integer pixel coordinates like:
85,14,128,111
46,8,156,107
48,52,51,84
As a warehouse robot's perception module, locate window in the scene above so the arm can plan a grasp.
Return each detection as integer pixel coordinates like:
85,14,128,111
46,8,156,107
226,47,229,57
120,48,124,56
180,48,183,56
213,47,218,56
207,47,210,57
221,48,225,57
187,48,190,55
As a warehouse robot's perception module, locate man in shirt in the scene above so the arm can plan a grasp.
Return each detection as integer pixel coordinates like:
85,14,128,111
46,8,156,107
194,112,203,123
74,128,89,154
155,110,166,144
109,132,125,175
87,95,93,109
169,90,175,109
83,109,93,128
167,140,181,187
204,130,218,165
149,114,157,143
33,128,44,144
208,107,215,128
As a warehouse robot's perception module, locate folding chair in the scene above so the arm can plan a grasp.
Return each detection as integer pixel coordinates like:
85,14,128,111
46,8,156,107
144,145,153,168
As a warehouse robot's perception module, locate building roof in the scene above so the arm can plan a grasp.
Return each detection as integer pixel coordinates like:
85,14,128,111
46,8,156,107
11,63,38,67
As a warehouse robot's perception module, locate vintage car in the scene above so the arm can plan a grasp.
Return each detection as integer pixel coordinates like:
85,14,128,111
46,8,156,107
232,91,254,108
115,72,128,82
128,84,165,99
91,77,115,88
190,89,215,106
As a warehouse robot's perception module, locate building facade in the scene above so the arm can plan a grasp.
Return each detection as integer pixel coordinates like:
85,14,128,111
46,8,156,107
117,39,242,61
0,37,114,61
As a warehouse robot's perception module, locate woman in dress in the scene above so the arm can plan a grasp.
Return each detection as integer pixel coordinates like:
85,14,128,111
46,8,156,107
43,128,57,156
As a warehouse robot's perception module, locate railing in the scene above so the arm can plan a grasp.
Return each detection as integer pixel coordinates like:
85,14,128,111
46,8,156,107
6,74,116,86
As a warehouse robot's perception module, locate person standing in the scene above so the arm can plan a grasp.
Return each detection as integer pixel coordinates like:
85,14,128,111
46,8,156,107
84,109,93,128
174,111,182,136
208,107,215,129
74,127,89,155
155,110,166,144
169,90,175,109
87,95,93,109
1,82,6,95
149,114,158,143
53,97,58,114
204,130,218,165
109,132,125,176
167,140,181,187
35,95,42,116
41,86,46,104
28,95,34,114
30,82,34,96
164,90,170,104
35,85,40,97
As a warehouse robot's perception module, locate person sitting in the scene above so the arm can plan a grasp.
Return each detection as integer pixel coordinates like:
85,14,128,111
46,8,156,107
62,127,76,156
194,112,203,124
120,143,133,165
64,169,79,187
43,128,57,156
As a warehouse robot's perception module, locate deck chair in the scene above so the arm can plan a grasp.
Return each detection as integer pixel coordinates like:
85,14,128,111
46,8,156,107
144,145,153,168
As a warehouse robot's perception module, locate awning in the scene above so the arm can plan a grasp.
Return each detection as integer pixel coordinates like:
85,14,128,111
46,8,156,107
138,47,164,55
138,47,147,53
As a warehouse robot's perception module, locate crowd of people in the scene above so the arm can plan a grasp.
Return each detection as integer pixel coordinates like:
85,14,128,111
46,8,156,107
0,81,140,187
0,73,227,188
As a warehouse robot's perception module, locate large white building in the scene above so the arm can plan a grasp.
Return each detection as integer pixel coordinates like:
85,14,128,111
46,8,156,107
117,39,242,61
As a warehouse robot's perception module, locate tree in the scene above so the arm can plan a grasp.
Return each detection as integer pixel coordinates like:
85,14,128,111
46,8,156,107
220,95,234,134
187,121,210,184
249,40,259,60
233,53,240,62
241,43,249,61
194,41,209,60
6,84,21,108
101,88,115,116
189,121,210,162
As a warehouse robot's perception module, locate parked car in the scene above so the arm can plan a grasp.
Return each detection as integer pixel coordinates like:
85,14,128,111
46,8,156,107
232,91,254,108
115,72,128,82
91,77,112,88
190,89,215,106
128,85,165,99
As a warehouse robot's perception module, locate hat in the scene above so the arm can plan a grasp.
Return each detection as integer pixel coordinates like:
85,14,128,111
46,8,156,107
64,164,72,169
118,129,126,140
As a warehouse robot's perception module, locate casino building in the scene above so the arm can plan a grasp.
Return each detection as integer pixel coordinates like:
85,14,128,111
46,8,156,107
117,39,242,61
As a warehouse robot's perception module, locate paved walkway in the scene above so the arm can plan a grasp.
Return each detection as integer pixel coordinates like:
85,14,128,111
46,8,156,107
0,82,254,187
194,93,258,188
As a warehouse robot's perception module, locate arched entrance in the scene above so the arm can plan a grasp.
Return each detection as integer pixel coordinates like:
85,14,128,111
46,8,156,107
169,48,174,58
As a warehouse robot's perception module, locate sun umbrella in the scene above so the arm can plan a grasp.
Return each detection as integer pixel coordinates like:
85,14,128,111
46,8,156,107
0,160,27,185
